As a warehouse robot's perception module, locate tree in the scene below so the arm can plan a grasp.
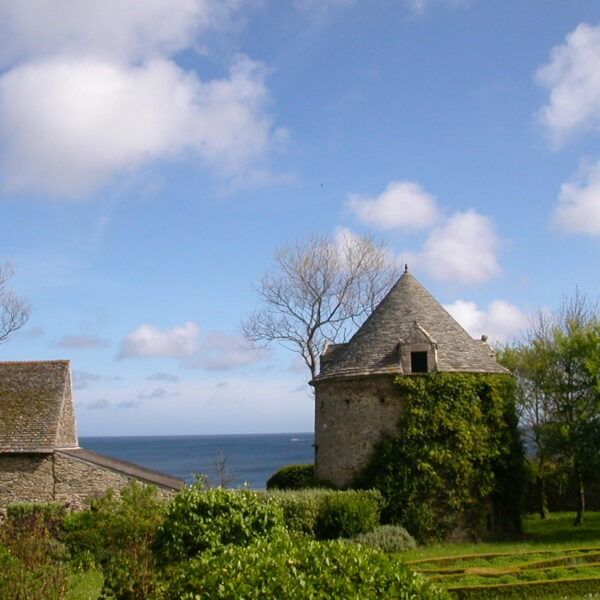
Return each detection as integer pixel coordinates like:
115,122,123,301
544,296,600,526
242,233,399,381
502,293,600,526
498,326,555,519
0,261,30,344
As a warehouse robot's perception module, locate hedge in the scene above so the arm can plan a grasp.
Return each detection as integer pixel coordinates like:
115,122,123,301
266,489,382,539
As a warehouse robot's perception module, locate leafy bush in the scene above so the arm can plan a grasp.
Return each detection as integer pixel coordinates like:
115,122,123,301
62,482,166,600
266,489,382,539
266,489,331,535
314,489,382,540
163,533,449,600
6,501,67,536
0,511,69,600
266,464,316,490
156,485,284,563
0,544,68,600
353,524,417,552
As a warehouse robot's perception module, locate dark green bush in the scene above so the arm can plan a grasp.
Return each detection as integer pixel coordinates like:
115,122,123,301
62,482,166,600
353,524,417,552
266,464,316,490
163,533,449,600
266,489,382,539
156,484,284,563
7,501,67,536
0,514,69,600
266,489,331,535
314,489,382,540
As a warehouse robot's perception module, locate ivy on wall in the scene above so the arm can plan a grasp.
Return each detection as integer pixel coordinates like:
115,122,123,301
355,372,524,542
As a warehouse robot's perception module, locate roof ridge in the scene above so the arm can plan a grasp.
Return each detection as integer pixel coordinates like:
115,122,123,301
0,359,70,365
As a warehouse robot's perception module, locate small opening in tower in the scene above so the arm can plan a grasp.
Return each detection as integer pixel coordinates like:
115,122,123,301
410,351,428,373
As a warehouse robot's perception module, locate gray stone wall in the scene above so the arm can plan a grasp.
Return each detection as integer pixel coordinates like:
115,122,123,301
314,375,403,487
0,452,177,510
53,452,135,509
0,454,54,505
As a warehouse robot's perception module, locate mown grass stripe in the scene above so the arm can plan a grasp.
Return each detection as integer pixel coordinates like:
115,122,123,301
418,551,600,576
432,560,600,582
447,575,600,599
406,545,600,566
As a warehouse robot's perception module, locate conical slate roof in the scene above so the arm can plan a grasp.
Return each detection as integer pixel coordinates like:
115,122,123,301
315,270,508,381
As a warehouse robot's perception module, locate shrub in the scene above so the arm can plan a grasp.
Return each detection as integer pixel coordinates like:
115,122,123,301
266,489,382,539
0,514,69,600
156,484,284,563
62,482,166,600
314,489,382,540
6,501,67,537
266,464,316,490
163,533,449,600
266,489,330,535
353,524,417,552
0,544,68,600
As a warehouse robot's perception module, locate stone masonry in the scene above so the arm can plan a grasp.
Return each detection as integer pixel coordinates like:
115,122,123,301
0,360,183,509
312,269,509,487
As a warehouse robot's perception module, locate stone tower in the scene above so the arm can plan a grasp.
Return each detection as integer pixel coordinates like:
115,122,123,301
311,269,508,487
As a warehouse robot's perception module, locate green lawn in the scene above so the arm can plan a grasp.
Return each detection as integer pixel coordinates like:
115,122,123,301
403,512,600,599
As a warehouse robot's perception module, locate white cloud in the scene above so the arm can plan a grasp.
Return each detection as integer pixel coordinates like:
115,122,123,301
347,180,440,230
0,55,281,197
0,0,240,66
188,331,267,370
444,299,528,344
119,323,266,370
553,161,600,236
536,23,600,147
118,321,200,359
406,210,501,284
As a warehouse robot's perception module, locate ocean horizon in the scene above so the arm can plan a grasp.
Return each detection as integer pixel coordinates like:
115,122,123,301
80,433,315,490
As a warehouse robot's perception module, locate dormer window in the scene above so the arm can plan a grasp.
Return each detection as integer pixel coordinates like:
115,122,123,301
410,351,428,373
397,321,438,374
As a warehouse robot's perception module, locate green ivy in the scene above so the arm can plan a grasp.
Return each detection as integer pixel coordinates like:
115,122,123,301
356,372,524,541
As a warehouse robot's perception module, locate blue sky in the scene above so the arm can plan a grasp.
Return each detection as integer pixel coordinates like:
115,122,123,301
1,0,599,435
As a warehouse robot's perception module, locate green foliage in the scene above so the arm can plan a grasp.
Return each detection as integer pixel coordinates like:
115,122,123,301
353,524,417,552
500,295,600,525
7,501,67,535
314,489,382,540
62,482,166,600
0,544,69,600
163,533,449,600
266,488,382,539
266,463,316,490
156,484,284,563
0,512,69,600
266,489,328,535
357,372,524,541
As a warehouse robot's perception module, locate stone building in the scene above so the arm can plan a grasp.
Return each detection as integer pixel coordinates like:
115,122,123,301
311,268,509,487
0,360,182,509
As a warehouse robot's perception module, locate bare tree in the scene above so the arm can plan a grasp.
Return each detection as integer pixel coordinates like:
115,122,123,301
0,262,30,344
242,233,400,381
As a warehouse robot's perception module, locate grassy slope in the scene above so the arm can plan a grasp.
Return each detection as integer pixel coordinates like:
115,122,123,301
403,512,600,599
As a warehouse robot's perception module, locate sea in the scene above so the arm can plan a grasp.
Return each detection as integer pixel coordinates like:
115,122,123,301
80,433,314,490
